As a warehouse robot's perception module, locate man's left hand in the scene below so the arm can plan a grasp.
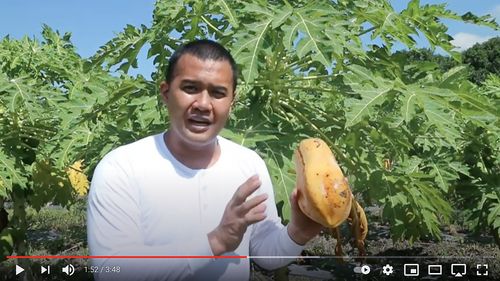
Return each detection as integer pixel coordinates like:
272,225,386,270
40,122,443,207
287,188,323,245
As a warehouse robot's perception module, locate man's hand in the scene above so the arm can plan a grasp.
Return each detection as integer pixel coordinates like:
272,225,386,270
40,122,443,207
208,175,268,255
287,188,323,245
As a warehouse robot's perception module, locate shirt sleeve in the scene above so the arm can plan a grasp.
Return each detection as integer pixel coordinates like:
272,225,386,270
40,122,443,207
249,157,304,270
87,152,215,281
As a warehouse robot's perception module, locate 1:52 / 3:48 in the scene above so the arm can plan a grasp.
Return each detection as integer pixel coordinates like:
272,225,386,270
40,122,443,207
84,265,121,273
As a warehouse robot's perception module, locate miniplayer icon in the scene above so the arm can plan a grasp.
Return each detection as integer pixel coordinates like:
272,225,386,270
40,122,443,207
404,264,419,277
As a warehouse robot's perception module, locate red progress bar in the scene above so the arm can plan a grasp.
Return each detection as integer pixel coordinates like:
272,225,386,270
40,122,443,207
7,255,248,259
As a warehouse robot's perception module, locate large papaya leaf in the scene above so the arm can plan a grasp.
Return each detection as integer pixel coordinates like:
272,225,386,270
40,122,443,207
264,151,295,224
283,6,332,68
0,150,27,197
232,19,273,84
344,65,395,127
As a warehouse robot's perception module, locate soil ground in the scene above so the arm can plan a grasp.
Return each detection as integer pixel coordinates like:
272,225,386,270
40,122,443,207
251,224,499,281
252,209,500,281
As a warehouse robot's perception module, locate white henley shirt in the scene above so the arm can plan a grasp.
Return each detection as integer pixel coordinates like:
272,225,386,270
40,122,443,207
86,133,304,281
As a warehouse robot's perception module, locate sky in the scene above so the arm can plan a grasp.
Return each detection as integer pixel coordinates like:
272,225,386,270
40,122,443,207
1,0,499,78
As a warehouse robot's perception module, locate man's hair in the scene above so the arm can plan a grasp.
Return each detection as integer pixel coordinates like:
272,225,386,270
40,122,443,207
165,39,238,91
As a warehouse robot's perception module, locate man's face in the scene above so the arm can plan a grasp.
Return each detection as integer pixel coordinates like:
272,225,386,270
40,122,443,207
161,54,235,148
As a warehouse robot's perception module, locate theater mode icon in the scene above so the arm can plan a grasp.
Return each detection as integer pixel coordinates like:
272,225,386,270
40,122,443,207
428,264,442,276
404,264,419,276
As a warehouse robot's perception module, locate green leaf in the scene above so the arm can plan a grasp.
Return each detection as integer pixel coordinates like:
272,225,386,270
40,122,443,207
428,159,460,193
282,5,337,68
487,202,500,225
399,156,422,174
91,24,149,73
215,0,239,28
271,6,293,29
400,90,418,124
232,19,272,83
264,151,295,224
422,99,460,145
220,127,278,149
344,65,394,127
0,228,15,260
0,149,27,195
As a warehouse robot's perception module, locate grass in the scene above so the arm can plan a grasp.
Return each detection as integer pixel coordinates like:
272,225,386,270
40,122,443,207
27,201,88,256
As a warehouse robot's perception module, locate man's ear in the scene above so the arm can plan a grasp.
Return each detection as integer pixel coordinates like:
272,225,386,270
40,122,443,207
160,81,169,104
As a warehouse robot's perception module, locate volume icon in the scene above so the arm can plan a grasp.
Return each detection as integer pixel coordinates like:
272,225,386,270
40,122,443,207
62,264,75,276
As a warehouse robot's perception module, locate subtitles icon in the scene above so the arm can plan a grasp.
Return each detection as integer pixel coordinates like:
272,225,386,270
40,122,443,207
404,264,419,276
428,264,442,276
451,264,466,277
476,264,488,276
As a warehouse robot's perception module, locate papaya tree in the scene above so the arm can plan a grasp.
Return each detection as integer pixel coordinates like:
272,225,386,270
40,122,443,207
0,25,162,275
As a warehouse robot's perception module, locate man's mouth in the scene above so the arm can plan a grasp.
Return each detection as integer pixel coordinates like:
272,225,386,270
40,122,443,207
187,116,212,128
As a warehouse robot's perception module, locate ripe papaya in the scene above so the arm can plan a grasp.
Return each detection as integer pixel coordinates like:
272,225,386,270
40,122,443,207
295,138,368,257
294,138,352,228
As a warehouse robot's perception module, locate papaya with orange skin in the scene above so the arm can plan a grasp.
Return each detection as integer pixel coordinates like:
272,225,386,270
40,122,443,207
294,138,368,257
294,138,352,228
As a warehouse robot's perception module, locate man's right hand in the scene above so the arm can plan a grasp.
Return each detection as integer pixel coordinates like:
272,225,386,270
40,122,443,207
208,175,268,255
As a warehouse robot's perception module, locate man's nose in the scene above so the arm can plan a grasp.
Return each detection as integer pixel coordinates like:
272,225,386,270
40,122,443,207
193,90,211,110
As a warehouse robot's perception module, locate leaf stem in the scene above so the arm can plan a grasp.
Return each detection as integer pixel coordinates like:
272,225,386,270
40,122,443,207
200,15,224,36
285,86,333,93
284,74,332,82
285,57,313,69
21,125,56,136
10,80,34,125
287,97,329,118
0,134,44,143
357,26,377,37
289,60,316,71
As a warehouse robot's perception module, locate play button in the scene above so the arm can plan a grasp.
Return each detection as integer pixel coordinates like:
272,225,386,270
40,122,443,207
15,265,24,275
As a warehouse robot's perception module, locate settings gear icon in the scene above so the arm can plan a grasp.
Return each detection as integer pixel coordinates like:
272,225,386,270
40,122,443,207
382,264,394,275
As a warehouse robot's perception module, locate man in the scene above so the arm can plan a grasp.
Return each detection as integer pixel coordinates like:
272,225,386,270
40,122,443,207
87,40,322,281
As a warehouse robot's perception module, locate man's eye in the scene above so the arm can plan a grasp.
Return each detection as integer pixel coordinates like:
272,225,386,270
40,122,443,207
211,89,228,98
213,91,226,98
182,85,198,93
183,85,197,92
